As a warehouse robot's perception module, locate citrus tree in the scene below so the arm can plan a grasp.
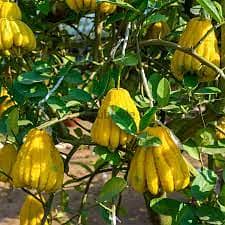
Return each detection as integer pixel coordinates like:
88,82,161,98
1,0,225,225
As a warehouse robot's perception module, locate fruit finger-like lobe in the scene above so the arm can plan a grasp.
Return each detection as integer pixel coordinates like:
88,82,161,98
145,148,159,195
109,122,120,149
128,148,146,193
9,20,23,47
16,20,36,50
161,127,190,189
0,18,13,49
0,144,17,182
0,2,22,19
20,195,49,225
152,144,174,193
91,88,140,149
66,0,79,11
171,17,220,82
11,129,64,192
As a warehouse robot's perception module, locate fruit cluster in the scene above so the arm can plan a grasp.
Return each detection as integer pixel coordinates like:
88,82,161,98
0,0,36,55
91,88,140,149
128,126,190,195
171,17,220,82
66,0,117,14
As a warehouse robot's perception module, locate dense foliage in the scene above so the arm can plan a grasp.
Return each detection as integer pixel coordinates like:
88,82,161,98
2,0,225,225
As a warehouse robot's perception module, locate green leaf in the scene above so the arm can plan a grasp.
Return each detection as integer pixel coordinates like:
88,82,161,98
219,184,225,206
196,0,223,23
183,139,200,160
139,107,157,131
157,78,170,107
150,197,182,216
201,146,225,155
66,89,92,103
183,74,198,89
98,177,127,202
47,96,66,111
17,71,49,85
37,0,51,15
144,13,167,26
148,73,162,101
113,52,139,66
176,205,198,225
108,105,137,135
64,70,83,84
196,205,225,224
194,87,221,95
94,146,121,165
191,167,217,201
7,107,19,136
137,132,161,147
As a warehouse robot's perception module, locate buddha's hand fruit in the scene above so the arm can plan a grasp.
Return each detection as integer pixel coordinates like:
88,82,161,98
91,88,140,149
20,195,49,225
11,128,64,192
171,17,220,82
128,126,190,194
145,21,170,40
66,0,117,14
0,144,17,182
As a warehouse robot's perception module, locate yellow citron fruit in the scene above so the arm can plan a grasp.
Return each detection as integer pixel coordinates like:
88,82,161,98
65,0,117,14
11,128,64,192
171,17,220,82
0,0,22,20
128,126,190,195
91,88,140,149
0,87,14,116
20,195,49,225
0,18,36,54
216,116,225,140
145,21,170,39
0,144,17,182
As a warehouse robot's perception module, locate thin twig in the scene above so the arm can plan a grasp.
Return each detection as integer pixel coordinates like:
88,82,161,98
139,39,225,79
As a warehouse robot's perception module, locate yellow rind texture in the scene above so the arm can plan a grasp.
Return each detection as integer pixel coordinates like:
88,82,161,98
91,88,140,149
128,147,146,193
128,126,190,195
0,1,22,20
0,144,17,182
0,87,14,116
171,17,220,82
146,21,170,40
20,195,49,225
65,0,117,14
11,128,64,192
216,116,225,140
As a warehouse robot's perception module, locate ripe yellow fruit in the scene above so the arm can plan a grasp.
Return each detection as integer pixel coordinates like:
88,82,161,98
0,87,14,116
128,126,190,194
0,18,36,54
216,116,225,140
145,21,170,39
0,144,17,182
91,88,140,149
0,1,22,20
66,0,117,14
20,195,49,225
171,17,220,82
11,128,64,192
